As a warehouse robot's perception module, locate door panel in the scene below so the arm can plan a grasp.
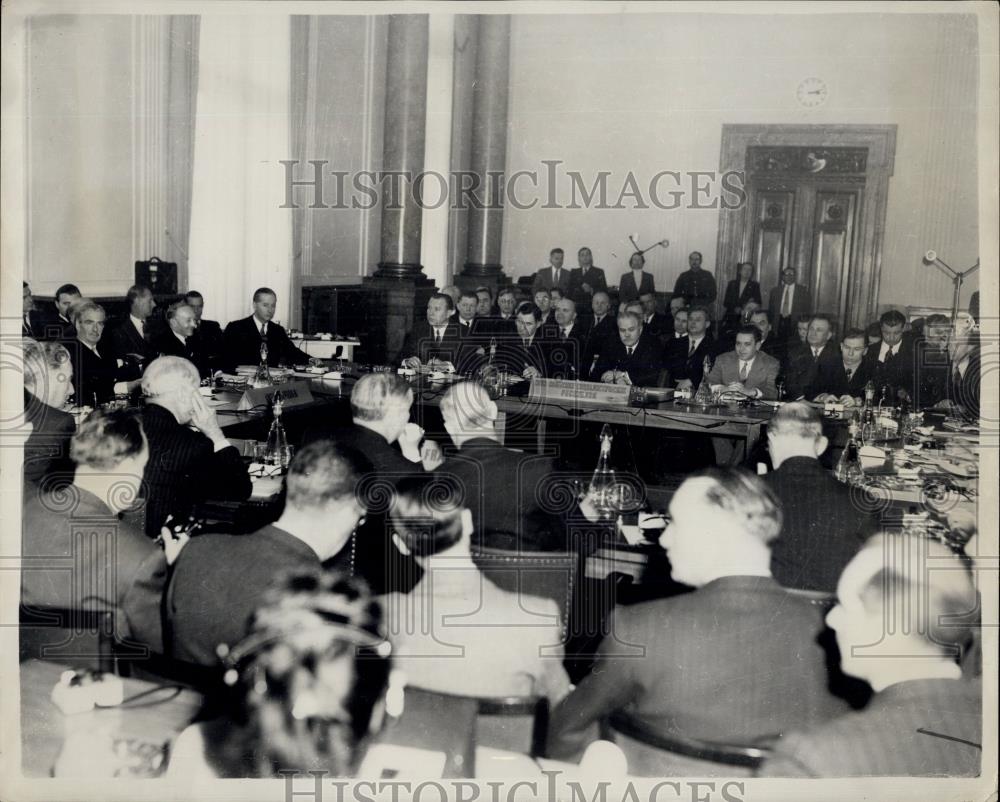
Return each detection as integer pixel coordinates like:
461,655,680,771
810,191,858,319
750,189,795,294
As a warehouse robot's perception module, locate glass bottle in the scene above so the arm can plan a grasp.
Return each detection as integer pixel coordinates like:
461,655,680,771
588,424,618,519
478,338,499,394
693,356,714,406
253,341,273,387
264,392,290,469
835,422,864,486
860,380,877,445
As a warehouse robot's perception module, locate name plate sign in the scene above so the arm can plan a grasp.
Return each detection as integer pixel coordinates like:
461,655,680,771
237,381,315,411
528,378,632,407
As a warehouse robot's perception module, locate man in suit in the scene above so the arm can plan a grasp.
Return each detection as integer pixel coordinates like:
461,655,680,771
384,473,571,702
138,356,252,536
41,283,82,341
21,282,45,338
568,246,608,310
105,284,159,380
22,339,76,487
582,291,616,376
184,290,224,375
165,439,369,666
750,309,786,366
722,261,762,330
638,292,669,345
455,290,479,338
760,535,981,777
667,306,715,392
153,301,210,378
910,314,952,409
531,247,572,295
618,252,655,305
67,301,141,406
400,293,462,369
547,469,848,769
22,409,168,653
593,311,665,387
812,328,873,403
769,268,812,341
863,309,916,402
669,307,689,340
493,287,518,335
549,298,590,379
783,314,840,400
763,403,873,592
672,251,717,309
491,302,552,380
706,326,780,400
222,287,312,371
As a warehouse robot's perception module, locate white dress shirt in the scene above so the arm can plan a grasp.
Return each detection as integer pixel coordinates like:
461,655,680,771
780,284,795,317
130,313,145,339
877,340,901,363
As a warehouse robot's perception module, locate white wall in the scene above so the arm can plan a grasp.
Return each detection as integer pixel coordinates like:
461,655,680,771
503,11,980,310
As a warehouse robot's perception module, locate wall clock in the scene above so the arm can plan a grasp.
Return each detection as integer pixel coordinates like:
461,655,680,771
796,77,828,108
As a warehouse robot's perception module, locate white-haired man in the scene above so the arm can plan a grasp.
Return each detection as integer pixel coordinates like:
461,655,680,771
138,356,252,536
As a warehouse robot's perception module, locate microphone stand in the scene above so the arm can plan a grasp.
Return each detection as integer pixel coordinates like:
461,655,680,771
628,236,670,258
924,250,980,323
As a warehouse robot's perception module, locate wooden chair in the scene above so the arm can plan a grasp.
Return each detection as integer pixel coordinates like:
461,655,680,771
606,710,776,776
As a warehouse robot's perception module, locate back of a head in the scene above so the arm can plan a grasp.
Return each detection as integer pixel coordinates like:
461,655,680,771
769,402,823,443
141,355,199,398
694,468,783,546
285,439,370,513
389,474,467,557
440,381,496,431
349,373,412,423
22,338,70,398
70,408,145,471
216,570,391,778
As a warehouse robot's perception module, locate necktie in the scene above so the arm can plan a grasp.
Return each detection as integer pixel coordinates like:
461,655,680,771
812,348,820,359
740,360,750,380
523,339,530,349
260,322,267,338
781,285,792,317
554,268,561,285
688,339,696,356
846,367,855,380
884,347,895,365
24,316,32,335
435,328,443,345
627,346,635,356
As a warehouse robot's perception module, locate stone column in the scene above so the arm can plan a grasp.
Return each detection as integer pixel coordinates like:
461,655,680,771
374,15,429,279
460,15,510,284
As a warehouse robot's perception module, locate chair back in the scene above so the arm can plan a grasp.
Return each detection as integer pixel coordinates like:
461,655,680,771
477,695,550,757
606,711,775,777
470,543,578,639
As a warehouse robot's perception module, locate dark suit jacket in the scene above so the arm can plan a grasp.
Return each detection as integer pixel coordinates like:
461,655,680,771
491,334,552,378
22,486,167,652
531,266,573,294
139,404,252,536
783,342,840,400
547,320,591,379
642,313,669,344
672,269,717,307
947,346,980,419
760,334,787,366
665,334,716,389
764,457,873,592
759,678,982,777
568,267,608,307
107,318,159,379
190,319,224,374
166,524,350,665
811,358,873,400
23,390,75,487
863,334,917,401
592,332,665,387
618,270,655,304
547,575,848,762
583,314,617,374
768,283,812,325
399,320,462,365
38,311,75,342
152,330,211,378
22,310,46,339
440,437,575,552
222,316,310,372
67,339,125,406
723,278,762,316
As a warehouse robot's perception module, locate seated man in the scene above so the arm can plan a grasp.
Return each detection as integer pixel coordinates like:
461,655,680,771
222,287,311,371
583,291,617,376
911,313,953,409
439,381,591,552
706,325,780,400
549,297,590,379
400,292,461,370
384,474,571,701
41,283,82,341
153,301,210,378
491,302,551,380
665,305,715,392
166,440,370,666
783,314,840,400
105,284,159,380
669,307,688,341
763,403,873,592
22,409,168,652
547,469,847,772
493,287,518,335
67,300,141,406
862,309,916,402
22,339,76,487
184,290,225,374
138,356,252,536
592,311,664,387
750,309,785,365
760,535,981,777
812,328,873,405
638,291,668,344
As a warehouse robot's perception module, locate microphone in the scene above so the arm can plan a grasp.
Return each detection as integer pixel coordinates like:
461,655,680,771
924,249,937,263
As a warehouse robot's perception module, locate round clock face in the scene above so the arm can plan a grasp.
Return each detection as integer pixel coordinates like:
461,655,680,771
796,78,828,107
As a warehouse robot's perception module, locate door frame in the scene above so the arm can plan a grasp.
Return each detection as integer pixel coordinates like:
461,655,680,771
715,124,897,329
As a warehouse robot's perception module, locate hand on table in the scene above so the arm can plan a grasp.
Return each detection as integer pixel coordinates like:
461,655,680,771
522,366,541,379
420,439,444,471
402,357,421,370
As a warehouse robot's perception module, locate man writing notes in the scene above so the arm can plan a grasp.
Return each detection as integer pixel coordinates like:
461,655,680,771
400,292,461,370
706,325,780,399
222,287,311,370
592,311,664,387
672,251,717,310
